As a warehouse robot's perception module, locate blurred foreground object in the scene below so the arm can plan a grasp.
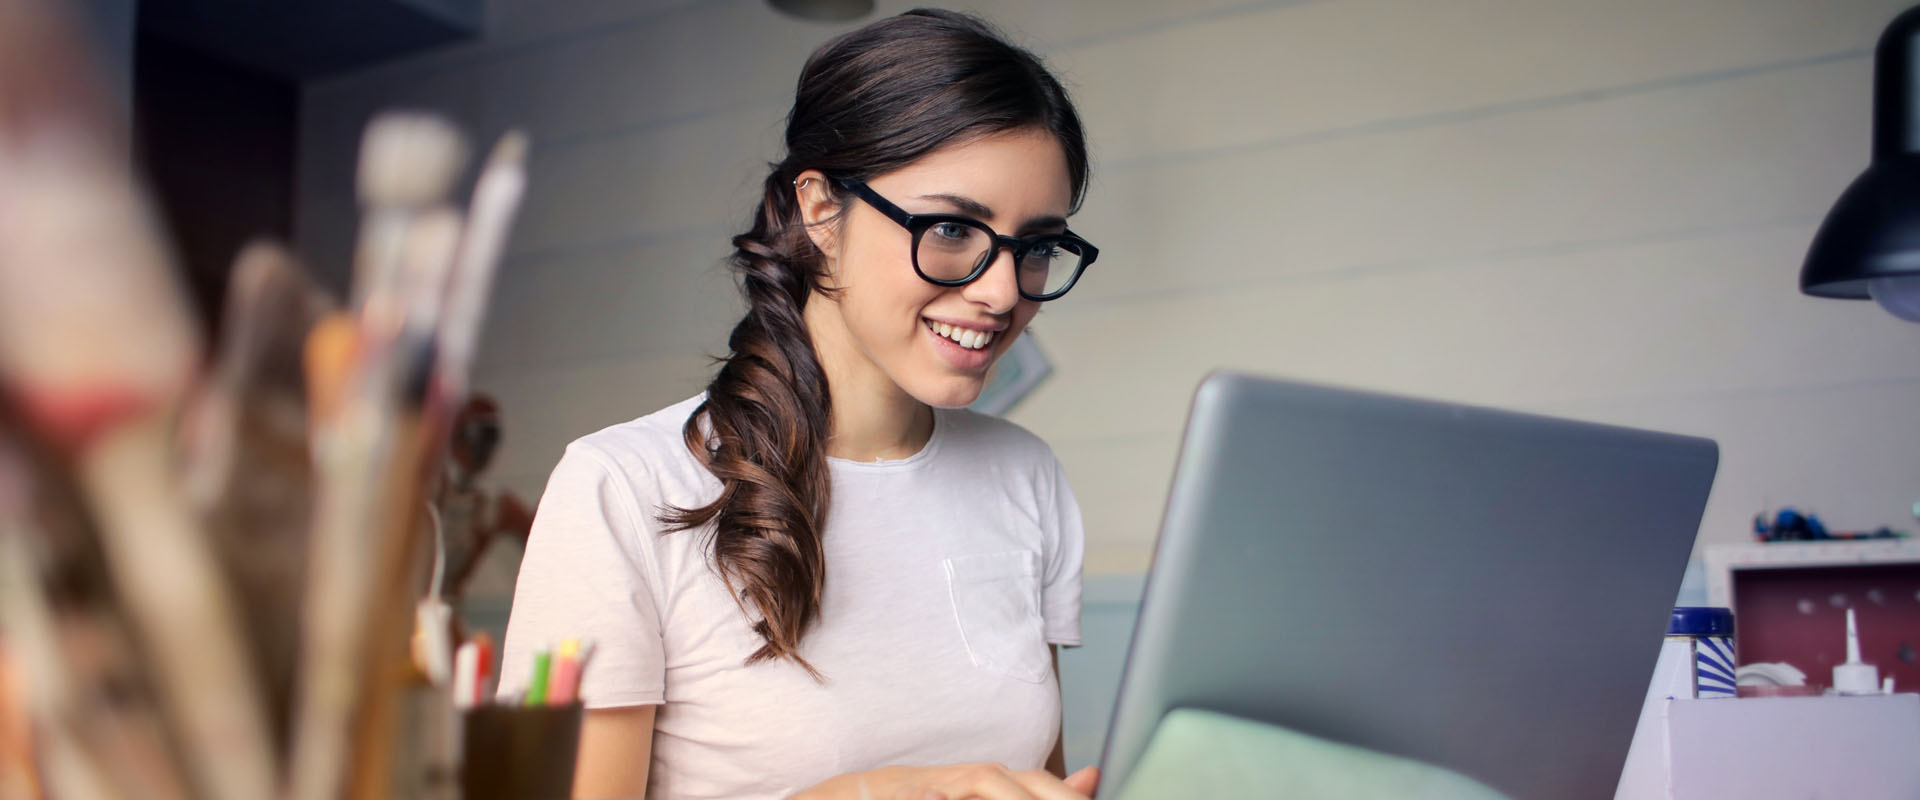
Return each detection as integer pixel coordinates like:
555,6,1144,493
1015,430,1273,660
177,241,337,751
289,117,526,800
0,0,529,796
0,1,276,797
0,640,36,798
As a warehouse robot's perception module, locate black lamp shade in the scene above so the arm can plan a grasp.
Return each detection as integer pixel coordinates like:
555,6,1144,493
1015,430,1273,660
1802,155,1920,298
1801,5,1920,299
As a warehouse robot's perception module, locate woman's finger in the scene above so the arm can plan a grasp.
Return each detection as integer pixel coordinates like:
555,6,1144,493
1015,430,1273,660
1063,766,1099,797
1008,769,1094,800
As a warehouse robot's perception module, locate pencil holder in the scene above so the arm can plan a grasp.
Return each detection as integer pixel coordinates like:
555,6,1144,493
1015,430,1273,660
459,702,584,800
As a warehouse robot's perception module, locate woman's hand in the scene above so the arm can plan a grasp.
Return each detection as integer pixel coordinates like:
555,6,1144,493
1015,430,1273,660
791,763,1099,800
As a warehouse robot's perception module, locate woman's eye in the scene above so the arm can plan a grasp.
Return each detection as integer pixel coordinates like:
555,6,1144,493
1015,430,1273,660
931,222,972,241
1022,245,1062,269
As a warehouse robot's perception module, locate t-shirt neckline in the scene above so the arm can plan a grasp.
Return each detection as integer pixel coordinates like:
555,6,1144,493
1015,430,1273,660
825,407,947,471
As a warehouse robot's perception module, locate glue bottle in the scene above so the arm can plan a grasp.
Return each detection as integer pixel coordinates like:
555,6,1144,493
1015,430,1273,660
1831,607,1882,695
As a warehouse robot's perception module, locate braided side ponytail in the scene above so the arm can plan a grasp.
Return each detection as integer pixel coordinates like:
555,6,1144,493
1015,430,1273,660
662,169,835,675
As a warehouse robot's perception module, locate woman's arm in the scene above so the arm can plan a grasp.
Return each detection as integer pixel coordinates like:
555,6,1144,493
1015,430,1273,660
1046,646,1066,778
573,705,656,799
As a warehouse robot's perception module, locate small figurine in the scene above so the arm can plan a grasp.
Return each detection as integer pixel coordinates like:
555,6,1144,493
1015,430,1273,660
435,394,534,606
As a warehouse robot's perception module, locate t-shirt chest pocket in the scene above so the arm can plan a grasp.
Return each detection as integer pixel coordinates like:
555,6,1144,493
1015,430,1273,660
942,551,1049,683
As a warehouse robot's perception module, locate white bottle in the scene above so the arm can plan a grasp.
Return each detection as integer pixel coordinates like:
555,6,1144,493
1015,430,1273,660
1831,607,1881,696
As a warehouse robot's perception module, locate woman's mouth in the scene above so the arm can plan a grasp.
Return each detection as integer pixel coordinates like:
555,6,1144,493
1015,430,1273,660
924,318,999,371
925,319,997,350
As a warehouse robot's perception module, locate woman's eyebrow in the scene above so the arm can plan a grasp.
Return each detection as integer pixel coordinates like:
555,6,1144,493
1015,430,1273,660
915,193,1069,232
1019,214,1069,235
916,192,995,219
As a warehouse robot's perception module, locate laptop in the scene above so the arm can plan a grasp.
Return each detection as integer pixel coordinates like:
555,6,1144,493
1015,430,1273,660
1095,372,1719,799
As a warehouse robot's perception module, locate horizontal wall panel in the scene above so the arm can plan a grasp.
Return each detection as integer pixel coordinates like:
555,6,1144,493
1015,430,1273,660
476,227,740,371
505,102,783,257
475,352,718,490
1066,57,1868,306
1062,0,1907,164
1013,224,1920,442
1542,379,1920,550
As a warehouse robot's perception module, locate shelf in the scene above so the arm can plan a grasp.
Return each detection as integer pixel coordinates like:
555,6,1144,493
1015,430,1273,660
1704,539,1920,606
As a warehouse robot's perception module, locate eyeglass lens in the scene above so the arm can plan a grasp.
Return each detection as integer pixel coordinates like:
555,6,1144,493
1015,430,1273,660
915,221,1086,298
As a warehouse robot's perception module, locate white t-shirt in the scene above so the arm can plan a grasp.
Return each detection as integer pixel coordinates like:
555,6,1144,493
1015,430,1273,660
499,395,1085,800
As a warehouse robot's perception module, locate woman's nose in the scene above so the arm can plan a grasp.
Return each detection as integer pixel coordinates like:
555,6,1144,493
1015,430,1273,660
961,245,1021,314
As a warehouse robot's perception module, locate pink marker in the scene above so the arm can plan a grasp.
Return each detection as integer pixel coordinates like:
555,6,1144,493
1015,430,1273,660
547,638,583,706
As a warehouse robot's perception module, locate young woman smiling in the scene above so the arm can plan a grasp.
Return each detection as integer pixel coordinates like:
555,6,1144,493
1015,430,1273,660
500,10,1102,799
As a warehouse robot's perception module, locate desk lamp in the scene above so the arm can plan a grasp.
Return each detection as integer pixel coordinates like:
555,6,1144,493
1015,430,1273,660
1803,5,1920,321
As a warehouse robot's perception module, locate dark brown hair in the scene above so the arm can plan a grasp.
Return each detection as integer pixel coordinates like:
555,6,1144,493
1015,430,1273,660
661,9,1090,675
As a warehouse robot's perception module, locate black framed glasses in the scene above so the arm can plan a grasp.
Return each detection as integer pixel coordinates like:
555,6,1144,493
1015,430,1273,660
834,177,1098,301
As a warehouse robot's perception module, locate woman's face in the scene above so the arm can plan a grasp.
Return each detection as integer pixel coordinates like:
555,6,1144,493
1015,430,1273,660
798,128,1074,409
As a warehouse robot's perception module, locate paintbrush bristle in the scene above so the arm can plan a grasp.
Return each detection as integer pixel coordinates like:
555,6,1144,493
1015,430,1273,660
356,113,468,209
302,315,359,425
486,130,529,170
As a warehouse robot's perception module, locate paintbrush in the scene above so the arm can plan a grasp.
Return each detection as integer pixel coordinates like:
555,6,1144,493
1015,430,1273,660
352,113,468,332
346,206,466,800
411,129,531,696
436,130,530,403
345,130,534,800
411,130,529,698
176,239,336,753
288,310,398,800
0,2,277,798
0,426,193,800
290,112,469,800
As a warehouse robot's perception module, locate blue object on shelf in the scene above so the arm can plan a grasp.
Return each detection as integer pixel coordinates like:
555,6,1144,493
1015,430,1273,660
1753,507,1904,542
1668,606,1735,637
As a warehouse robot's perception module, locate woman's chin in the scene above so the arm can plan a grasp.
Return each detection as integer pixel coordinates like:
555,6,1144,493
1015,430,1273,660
907,375,988,410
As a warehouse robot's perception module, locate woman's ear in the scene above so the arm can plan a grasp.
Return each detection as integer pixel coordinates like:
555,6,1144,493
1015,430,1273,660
793,169,841,262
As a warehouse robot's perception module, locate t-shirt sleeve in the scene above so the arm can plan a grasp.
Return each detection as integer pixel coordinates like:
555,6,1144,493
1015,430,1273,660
1039,455,1085,647
497,442,666,708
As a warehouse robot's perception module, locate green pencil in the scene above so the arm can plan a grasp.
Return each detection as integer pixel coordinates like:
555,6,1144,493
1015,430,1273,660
525,650,552,707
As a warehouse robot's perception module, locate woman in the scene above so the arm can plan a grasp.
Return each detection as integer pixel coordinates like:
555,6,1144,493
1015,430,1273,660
500,10,1102,799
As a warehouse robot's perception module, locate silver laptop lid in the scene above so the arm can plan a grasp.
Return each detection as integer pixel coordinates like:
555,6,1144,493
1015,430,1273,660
1097,372,1718,799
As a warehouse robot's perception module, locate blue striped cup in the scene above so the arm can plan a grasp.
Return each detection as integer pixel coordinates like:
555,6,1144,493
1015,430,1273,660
1669,606,1737,698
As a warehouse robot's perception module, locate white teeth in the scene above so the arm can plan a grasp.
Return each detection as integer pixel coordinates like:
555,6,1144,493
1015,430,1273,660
926,320,995,350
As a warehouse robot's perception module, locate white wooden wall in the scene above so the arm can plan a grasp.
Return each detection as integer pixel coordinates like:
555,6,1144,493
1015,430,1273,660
296,0,1920,765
